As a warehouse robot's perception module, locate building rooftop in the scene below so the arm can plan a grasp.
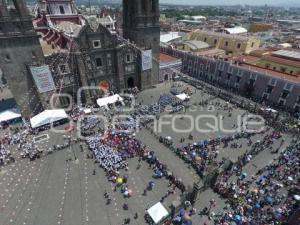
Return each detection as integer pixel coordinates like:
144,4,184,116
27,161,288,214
238,62,300,84
273,49,300,61
183,40,210,50
55,21,82,37
195,48,225,57
221,26,248,34
160,53,181,64
190,30,254,41
263,55,300,68
160,32,185,44
237,55,261,64
39,39,67,56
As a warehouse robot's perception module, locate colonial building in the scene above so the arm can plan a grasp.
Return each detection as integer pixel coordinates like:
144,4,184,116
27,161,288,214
161,46,300,113
187,30,261,57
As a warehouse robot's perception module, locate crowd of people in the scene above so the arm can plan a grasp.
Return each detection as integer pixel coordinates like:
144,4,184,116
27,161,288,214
174,132,261,177
86,131,143,172
212,143,300,225
1,79,299,225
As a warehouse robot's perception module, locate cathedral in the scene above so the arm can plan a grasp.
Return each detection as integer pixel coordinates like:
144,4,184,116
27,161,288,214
0,0,160,116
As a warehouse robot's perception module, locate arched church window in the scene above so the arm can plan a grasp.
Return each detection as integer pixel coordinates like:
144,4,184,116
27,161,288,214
59,5,65,14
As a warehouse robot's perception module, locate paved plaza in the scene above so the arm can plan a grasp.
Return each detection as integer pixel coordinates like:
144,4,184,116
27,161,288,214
0,81,298,225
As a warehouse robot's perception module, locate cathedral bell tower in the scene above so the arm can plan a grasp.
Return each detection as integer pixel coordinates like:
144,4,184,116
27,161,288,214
123,0,160,89
0,0,47,116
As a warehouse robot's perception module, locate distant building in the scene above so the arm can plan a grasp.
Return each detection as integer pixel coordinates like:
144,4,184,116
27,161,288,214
188,30,261,57
248,23,273,33
178,19,205,26
175,40,210,52
241,48,300,76
85,15,116,32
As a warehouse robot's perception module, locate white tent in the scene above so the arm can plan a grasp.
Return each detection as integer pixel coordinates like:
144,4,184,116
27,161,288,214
82,108,92,114
30,109,68,128
147,202,169,224
96,94,123,108
0,109,22,123
176,93,190,101
261,107,277,113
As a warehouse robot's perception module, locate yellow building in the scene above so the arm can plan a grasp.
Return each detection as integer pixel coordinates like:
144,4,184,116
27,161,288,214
187,30,261,56
175,40,210,52
249,49,300,75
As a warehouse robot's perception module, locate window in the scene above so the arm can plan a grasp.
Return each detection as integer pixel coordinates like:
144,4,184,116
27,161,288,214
225,41,228,47
5,54,11,62
227,73,231,80
204,37,207,42
266,86,273,94
263,93,269,100
281,91,289,99
93,40,101,48
236,76,241,83
59,5,65,14
59,64,70,75
126,54,132,63
297,96,300,104
280,67,286,73
273,66,276,70
108,59,112,66
284,83,293,91
268,78,277,86
214,39,218,45
125,64,135,73
63,76,71,85
251,42,255,48
95,57,102,68
152,0,156,11
142,1,147,13
278,99,285,106
249,78,255,86
237,43,241,49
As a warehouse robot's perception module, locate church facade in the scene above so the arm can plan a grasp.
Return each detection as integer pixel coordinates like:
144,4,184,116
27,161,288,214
0,0,160,116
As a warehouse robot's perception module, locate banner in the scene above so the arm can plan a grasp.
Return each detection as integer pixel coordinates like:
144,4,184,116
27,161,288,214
30,65,55,93
142,50,152,71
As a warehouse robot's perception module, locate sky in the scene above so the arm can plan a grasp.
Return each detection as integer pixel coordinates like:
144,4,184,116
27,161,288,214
159,0,293,6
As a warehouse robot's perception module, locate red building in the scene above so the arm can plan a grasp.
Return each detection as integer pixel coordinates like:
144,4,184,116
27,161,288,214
34,0,85,49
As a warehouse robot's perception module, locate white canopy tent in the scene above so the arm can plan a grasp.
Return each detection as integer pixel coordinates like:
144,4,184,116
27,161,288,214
30,109,68,128
96,94,123,108
261,107,278,113
82,108,92,114
147,202,169,224
176,93,190,101
0,109,22,123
